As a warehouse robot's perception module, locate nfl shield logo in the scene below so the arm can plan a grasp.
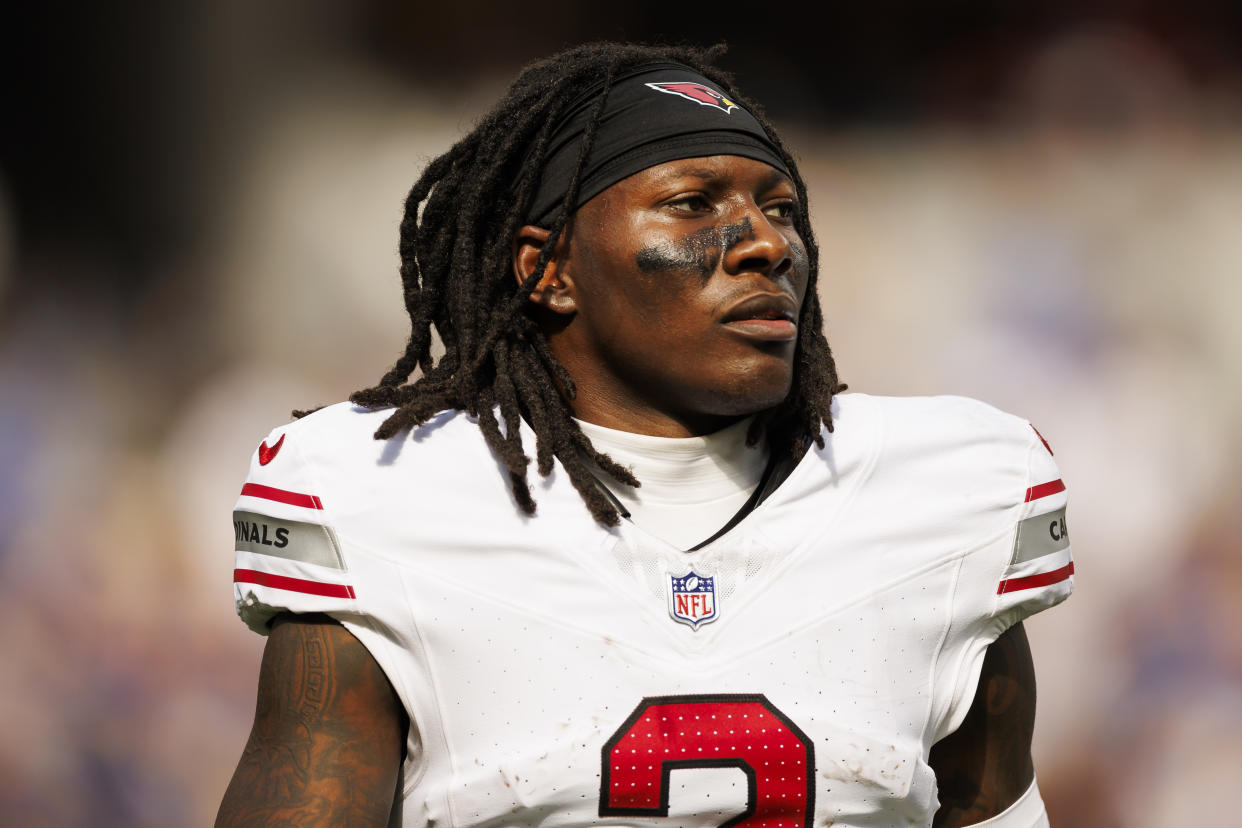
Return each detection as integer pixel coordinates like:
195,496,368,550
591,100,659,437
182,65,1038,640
668,570,718,630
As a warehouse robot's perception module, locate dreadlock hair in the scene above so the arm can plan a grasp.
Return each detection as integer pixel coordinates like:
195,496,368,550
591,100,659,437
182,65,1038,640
345,42,846,526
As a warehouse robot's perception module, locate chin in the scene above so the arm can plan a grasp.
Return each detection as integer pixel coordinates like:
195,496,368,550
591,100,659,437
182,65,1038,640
702,361,795,417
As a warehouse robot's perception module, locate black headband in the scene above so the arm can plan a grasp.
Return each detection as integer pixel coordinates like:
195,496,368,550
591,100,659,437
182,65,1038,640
526,62,791,225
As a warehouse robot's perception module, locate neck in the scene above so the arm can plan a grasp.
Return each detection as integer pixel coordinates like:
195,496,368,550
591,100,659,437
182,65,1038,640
566,383,756,437
573,406,746,438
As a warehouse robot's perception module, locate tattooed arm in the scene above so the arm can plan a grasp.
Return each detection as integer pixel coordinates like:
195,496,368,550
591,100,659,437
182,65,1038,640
929,622,1039,827
216,613,408,827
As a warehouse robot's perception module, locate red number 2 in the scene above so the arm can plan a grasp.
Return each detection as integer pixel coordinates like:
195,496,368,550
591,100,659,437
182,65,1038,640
600,694,815,828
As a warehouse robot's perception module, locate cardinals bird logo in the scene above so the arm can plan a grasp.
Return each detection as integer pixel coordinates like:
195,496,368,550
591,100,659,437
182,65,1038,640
646,81,738,114
258,434,285,465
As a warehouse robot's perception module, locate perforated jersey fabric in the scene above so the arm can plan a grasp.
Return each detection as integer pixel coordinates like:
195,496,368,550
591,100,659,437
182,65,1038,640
231,393,1073,827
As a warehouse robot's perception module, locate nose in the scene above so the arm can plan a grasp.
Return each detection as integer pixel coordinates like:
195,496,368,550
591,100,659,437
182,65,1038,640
721,207,794,280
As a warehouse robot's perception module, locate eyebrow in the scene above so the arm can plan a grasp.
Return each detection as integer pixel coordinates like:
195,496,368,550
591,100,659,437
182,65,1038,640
758,166,793,191
679,167,723,181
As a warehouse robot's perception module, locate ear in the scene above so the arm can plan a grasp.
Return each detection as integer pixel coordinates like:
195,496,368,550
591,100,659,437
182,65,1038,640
512,224,577,315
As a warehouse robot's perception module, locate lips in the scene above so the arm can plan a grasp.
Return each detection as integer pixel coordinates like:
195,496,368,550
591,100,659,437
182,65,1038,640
720,292,799,341
721,292,798,324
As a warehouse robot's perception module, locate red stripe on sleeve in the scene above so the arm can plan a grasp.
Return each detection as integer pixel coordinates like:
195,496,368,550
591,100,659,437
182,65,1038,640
240,483,324,510
234,568,356,599
997,561,1074,595
1024,479,1065,502
1030,424,1054,456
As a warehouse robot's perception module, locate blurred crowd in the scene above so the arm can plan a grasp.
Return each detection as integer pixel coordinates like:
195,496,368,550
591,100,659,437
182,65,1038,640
2,9,1241,827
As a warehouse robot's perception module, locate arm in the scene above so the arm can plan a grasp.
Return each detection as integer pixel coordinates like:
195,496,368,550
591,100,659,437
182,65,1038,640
929,622,1038,827
217,613,408,827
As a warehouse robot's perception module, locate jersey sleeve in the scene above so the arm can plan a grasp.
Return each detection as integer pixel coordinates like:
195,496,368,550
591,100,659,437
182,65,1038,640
933,420,1074,742
993,425,1074,629
231,424,359,634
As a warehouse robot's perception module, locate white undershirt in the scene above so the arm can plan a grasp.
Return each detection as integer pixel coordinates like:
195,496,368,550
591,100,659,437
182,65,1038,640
576,417,769,550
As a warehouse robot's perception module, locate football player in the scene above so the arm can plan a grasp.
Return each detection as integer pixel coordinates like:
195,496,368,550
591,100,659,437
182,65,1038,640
218,43,1072,828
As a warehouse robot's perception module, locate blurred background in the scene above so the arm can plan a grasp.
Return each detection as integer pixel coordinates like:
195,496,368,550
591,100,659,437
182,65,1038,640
2,1,1240,825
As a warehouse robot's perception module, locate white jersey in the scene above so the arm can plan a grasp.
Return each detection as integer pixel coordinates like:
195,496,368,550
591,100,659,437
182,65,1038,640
232,393,1073,828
